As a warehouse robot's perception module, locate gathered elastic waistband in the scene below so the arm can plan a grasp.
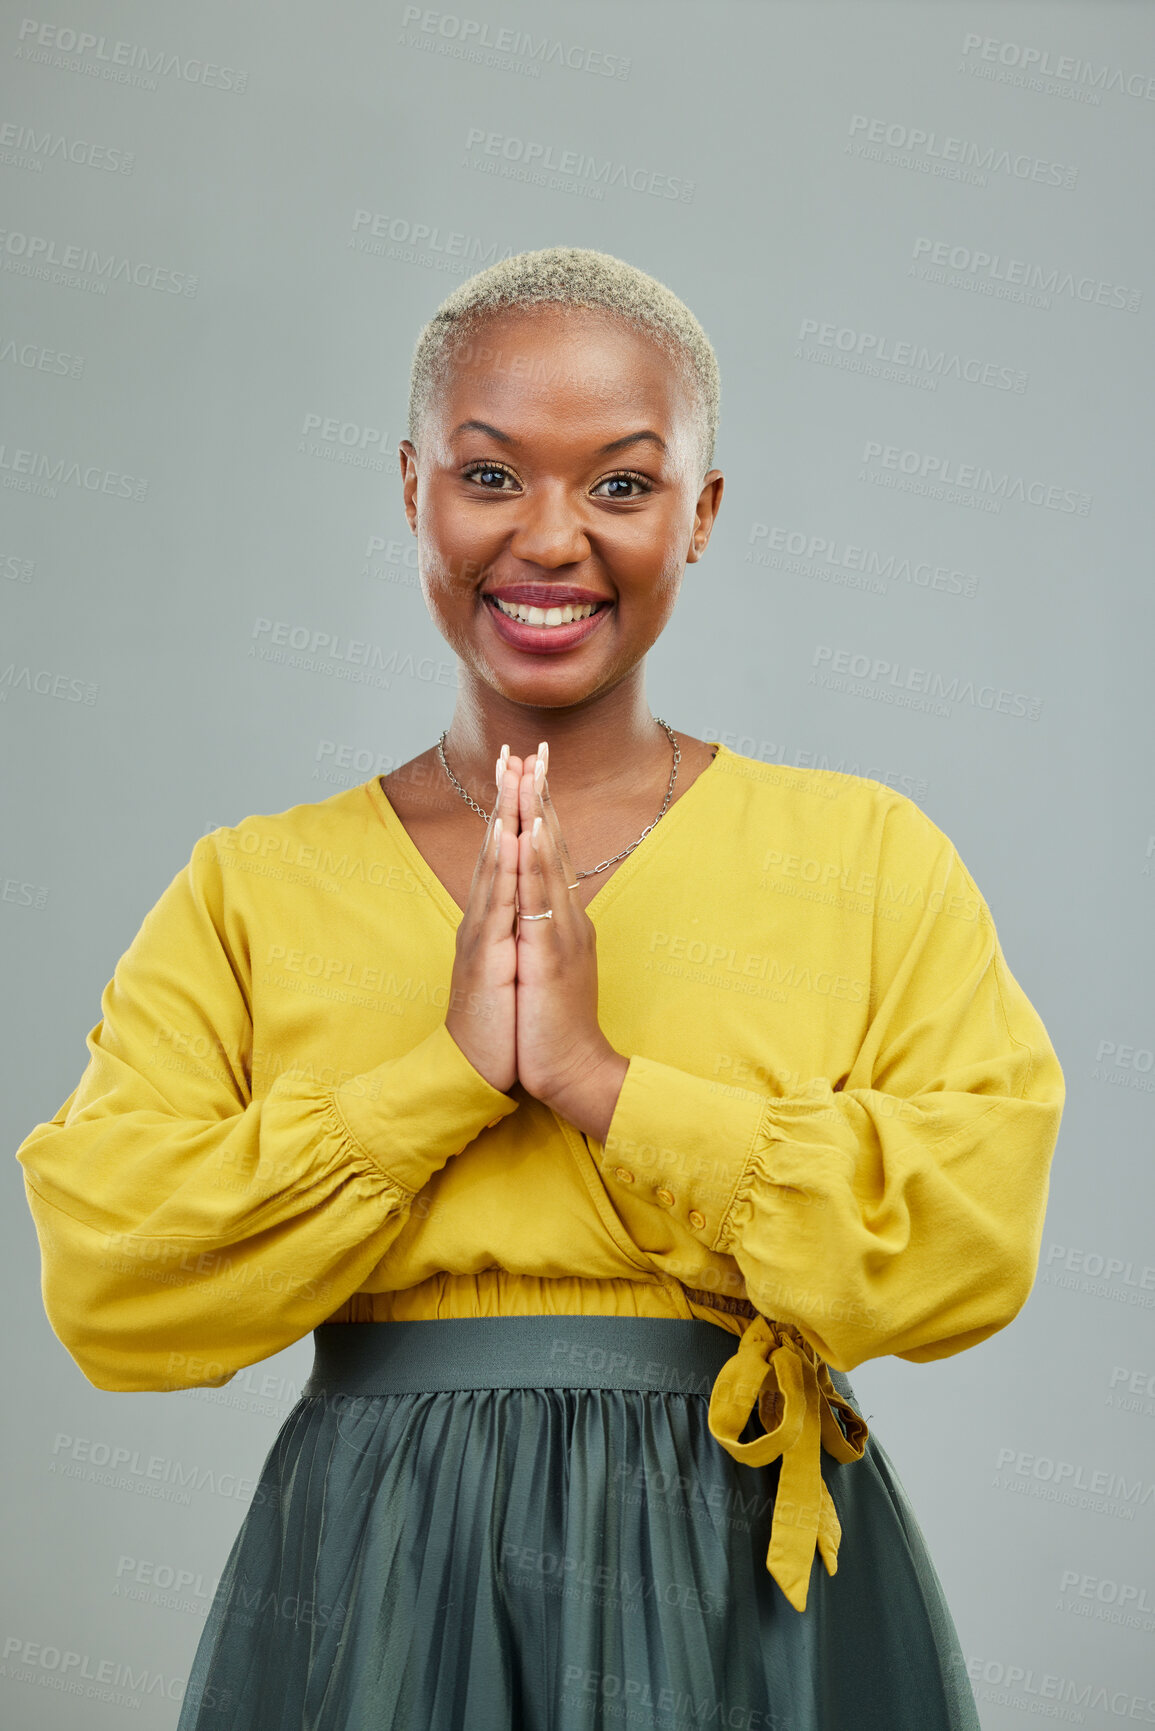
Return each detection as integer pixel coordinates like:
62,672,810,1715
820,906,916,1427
305,1315,745,1399
301,1315,856,1407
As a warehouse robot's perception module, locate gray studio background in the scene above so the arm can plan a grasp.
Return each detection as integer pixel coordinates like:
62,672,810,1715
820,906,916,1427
3,2,1153,1725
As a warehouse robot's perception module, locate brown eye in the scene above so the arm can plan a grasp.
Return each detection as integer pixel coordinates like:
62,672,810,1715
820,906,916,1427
462,463,518,490
593,471,651,500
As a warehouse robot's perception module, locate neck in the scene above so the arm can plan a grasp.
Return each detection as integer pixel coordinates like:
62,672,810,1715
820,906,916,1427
442,669,669,798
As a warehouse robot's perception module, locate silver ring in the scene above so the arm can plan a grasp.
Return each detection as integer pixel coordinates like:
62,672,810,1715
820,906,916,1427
518,909,553,921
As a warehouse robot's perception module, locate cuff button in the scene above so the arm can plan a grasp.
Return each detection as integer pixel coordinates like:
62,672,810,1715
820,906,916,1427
688,1209,706,1230
614,1166,635,1184
655,1187,675,1207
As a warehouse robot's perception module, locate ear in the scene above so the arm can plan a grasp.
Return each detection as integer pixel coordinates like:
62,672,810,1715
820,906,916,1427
686,469,724,563
399,439,419,532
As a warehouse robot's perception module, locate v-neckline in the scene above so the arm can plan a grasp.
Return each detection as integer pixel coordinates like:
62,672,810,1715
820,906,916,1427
364,741,728,930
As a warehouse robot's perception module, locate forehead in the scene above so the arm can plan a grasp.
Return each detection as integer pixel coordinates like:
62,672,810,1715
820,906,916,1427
434,304,696,439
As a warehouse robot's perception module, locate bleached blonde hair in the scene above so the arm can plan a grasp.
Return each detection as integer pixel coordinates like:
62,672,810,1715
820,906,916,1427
407,246,721,480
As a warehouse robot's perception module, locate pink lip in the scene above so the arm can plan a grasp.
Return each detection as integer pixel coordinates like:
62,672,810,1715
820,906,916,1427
483,594,611,655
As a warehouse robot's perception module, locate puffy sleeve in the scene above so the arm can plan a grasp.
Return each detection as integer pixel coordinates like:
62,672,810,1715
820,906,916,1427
14,832,519,1393
597,796,1066,1373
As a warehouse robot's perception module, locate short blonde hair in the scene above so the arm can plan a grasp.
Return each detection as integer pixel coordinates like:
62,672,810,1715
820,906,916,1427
408,245,721,480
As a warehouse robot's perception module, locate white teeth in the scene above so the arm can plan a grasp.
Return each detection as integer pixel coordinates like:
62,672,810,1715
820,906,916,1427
493,598,600,627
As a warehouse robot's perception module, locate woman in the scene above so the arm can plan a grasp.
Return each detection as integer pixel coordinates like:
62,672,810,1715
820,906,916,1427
17,246,1065,1729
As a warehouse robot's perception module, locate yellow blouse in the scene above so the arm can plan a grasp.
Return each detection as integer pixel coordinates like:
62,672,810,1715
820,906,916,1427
15,743,1065,1611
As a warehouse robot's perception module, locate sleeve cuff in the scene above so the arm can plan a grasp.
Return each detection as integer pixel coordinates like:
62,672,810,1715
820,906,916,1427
597,1055,767,1252
326,1020,519,1193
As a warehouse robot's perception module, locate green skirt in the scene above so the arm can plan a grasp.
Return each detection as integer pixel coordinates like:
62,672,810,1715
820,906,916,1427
176,1315,979,1730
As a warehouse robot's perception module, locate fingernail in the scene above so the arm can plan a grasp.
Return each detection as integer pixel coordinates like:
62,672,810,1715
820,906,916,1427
534,758,544,790
495,757,504,789
539,740,548,774
532,815,541,849
500,742,510,765
494,816,503,842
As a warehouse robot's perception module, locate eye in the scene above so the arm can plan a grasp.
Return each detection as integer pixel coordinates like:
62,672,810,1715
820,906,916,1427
461,461,520,491
459,462,653,499
592,470,652,500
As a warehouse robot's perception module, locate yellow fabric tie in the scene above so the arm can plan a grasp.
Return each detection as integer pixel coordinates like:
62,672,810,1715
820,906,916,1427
707,1314,869,1612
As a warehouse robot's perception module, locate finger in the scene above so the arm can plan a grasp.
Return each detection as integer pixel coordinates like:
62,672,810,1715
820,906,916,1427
472,749,522,859
535,764,578,889
527,788,574,913
479,753,522,924
487,811,519,931
515,805,553,930
523,752,578,891
492,751,524,821
462,748,521,933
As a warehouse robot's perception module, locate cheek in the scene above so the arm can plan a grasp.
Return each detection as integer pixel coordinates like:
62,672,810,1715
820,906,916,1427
618,533,686,599
417,528,480,593
418,501,501,588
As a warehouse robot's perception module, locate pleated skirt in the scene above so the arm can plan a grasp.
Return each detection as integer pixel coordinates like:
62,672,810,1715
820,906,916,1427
176,1315,980,1731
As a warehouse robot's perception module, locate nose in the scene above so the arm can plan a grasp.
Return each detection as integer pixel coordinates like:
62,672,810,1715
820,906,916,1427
505,482,590,569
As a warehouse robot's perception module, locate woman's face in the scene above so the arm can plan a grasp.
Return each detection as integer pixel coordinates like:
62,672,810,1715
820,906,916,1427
399,304,724,711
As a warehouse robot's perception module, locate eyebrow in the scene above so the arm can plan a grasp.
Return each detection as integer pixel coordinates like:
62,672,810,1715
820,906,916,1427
450,419,667,456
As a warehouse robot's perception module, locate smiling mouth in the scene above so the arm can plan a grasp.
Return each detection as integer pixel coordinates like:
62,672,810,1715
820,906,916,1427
487,596,608,629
